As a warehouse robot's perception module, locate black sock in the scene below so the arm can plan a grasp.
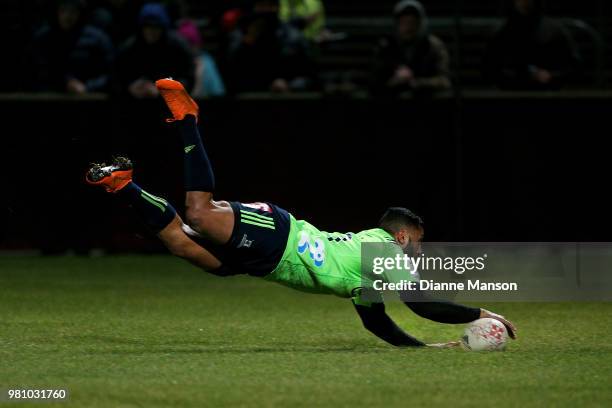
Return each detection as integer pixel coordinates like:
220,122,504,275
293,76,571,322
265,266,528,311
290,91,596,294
177,115,215,192
117,182,176,233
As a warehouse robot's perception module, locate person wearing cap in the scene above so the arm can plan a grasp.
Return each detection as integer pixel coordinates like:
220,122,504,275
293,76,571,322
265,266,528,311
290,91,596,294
25,0,114,94
372,0,451,95
115,2,194,98
226,0,314,93
483,0,581,90
90,0,144,47
279,0,326,41
176,19,226,98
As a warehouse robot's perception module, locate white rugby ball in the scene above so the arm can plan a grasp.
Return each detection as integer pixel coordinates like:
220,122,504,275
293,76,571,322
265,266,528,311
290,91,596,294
461,318,508,351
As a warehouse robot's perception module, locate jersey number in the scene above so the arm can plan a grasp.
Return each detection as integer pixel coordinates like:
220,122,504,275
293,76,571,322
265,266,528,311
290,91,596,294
297,231,325,267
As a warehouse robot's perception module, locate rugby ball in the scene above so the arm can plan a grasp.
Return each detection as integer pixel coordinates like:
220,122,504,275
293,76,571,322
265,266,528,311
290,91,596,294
461,318,508,351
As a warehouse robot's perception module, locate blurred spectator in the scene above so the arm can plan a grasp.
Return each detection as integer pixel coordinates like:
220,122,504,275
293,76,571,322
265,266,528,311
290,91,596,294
484,0,581,90
115,3,194,98
177,20,226,97
155,0,187,25
279,0,325,42
372,0,451,95
90,0,143,46
227,0,314,93
25,0,114,94
222,7,243,34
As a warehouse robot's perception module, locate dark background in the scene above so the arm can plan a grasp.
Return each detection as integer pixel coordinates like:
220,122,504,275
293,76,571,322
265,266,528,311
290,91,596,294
0,0,611,252
1,91,609,253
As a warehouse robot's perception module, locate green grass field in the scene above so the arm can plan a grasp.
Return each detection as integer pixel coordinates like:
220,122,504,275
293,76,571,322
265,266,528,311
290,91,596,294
1,256,611,407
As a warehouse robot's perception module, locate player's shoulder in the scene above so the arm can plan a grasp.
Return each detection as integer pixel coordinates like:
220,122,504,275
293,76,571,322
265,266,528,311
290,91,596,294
356,228,395,243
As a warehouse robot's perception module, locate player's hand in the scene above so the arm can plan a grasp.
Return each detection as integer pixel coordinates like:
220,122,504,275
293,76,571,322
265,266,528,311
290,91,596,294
270,78,290,93
395,66,414,84
480,309,517,339
143,81,159,97
531,67,552,84
426,341,460,349
66,78,87,94
129,79,159,99
396,66,414,81
388,66,414,87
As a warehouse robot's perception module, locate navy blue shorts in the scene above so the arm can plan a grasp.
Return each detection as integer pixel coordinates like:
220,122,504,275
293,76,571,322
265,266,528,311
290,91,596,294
188,201,291,277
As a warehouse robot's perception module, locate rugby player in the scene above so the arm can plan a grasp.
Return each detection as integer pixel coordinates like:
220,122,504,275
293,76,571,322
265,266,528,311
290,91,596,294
86,78,516,348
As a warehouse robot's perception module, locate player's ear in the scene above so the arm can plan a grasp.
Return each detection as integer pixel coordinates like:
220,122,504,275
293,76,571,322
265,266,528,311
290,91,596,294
394,229,408,246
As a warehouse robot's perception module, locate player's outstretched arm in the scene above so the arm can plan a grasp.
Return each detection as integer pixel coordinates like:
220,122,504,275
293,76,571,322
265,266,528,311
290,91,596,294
353,302,461,348
401,289,517,339
352,301,425,347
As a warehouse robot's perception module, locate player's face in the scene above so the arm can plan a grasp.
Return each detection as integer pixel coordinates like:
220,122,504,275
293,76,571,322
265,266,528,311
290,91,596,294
395,226,424,256
109,0,128,7
514,0,534,15
142,25,163,44
254,0,279,13
57,5,80,31
397,14,420,42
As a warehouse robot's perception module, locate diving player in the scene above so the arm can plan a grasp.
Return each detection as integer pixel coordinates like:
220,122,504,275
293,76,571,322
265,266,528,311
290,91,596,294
86,78,516,347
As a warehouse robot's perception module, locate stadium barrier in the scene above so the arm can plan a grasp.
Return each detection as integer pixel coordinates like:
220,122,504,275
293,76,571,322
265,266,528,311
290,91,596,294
1,91,609,252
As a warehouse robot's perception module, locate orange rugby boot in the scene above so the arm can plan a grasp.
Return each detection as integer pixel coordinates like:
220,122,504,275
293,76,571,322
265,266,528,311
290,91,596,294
155,78,199,122
85,156,133,193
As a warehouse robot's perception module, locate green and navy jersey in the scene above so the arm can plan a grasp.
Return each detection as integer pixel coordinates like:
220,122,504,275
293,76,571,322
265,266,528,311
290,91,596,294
265,215,415,303
193,202,415,304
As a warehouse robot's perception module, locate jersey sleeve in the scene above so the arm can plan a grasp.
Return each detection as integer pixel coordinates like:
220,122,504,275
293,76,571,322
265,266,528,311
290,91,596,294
351,287,383,307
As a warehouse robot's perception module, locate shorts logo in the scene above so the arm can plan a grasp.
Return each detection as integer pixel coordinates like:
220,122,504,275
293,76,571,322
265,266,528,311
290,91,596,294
297,231,325,267
237,234,253,248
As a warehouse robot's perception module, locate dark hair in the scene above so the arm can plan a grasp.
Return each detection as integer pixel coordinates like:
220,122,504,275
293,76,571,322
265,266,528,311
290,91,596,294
378,207,424,234
138,3,171,29
393,0,424,19
57,0,87,11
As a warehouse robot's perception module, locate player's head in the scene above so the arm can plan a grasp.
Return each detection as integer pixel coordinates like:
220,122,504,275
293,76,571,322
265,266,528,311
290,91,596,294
514,0,535,16
510,0,542,19
252,0,279,14
393,0,426,42
56,0,86,31
178,19,202,53
138,3,170,45
379,207,424,254
244,0,280,36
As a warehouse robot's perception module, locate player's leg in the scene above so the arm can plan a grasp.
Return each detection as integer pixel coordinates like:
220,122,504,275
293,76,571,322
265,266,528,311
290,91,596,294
157,216,222,272
155,78,233,244
175,115,233,242
85,157,221,272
